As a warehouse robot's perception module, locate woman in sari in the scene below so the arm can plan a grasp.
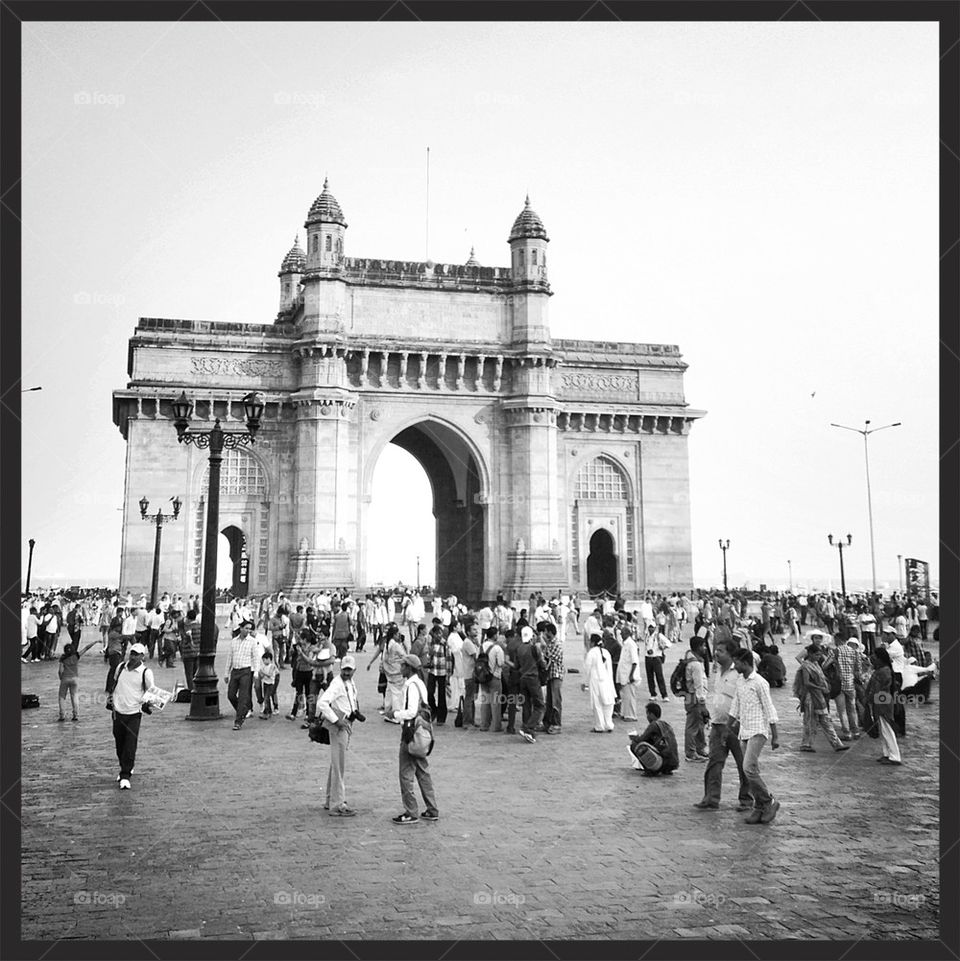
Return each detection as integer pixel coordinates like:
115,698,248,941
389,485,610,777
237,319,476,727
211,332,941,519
583,633,616,732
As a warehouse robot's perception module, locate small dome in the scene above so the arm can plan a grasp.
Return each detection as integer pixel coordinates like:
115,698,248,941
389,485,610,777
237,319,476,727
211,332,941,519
508,195,549,242
279,235,306,273
305,177,347,227
465,246,480,267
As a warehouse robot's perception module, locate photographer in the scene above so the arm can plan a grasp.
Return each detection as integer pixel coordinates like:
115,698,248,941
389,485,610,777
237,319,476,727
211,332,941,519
315,654,364,817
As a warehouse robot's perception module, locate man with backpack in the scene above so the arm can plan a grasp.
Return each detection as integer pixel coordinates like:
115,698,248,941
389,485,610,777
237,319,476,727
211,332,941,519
107,642,155,790
476,627,504,732
674,637,709,761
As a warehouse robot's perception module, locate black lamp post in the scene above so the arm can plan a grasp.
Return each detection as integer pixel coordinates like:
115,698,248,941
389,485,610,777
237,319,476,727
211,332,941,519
828,534,852,599
172,391,265,721
718,539,730,593
140,496,182,609
25,538,35,594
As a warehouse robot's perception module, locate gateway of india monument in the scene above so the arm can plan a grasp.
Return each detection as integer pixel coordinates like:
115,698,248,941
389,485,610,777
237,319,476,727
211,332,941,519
113,180,705,602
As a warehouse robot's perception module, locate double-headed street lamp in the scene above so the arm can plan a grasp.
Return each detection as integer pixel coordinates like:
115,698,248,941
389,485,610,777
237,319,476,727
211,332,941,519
139,496,182,609
718,539,730,593
828,534,852,599
830,419,900,594
171,391,265,721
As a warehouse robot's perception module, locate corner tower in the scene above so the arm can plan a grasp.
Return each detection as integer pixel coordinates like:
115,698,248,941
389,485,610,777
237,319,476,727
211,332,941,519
507,196,551,349
304,177,347,272
277,235,305,313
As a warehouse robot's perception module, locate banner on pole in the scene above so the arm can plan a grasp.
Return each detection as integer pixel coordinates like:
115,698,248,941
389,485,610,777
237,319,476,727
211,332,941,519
904,558,929,597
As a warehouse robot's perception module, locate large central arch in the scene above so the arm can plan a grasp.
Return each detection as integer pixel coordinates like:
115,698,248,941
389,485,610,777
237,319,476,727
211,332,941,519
363,416,489,602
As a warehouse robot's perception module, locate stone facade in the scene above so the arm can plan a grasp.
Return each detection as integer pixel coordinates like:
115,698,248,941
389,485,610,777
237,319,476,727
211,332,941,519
112,186,704,601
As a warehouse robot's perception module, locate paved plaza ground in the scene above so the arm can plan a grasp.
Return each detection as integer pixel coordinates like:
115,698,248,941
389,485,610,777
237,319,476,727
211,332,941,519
20,622,940,942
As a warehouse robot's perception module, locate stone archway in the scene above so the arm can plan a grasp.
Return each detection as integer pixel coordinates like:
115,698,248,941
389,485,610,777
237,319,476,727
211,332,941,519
376,421,486,604
587,527,618,596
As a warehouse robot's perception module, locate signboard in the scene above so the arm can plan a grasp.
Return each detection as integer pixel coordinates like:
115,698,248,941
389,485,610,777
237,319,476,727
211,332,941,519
904,558,930,598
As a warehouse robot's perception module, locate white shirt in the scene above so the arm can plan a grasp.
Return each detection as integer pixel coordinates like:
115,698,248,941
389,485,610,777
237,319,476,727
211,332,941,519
113,663,154,715
122,614,136,635
639,601,653,622
617,637,640,685
316,674,359,724
395,675,428,722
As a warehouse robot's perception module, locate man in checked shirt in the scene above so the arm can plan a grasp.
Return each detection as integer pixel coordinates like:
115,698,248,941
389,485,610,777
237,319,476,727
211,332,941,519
224,619,259,730
728,648,781,825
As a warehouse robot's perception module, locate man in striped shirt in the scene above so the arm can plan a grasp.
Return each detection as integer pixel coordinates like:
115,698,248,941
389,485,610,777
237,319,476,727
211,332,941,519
225,620,258,730
728,649,780,825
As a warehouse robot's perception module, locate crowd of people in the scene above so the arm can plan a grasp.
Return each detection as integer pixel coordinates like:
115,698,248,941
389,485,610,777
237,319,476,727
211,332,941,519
22,583,939,825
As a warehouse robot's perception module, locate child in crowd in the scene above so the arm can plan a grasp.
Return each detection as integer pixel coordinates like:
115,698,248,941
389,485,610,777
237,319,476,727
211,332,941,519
257,650,279,719
57,636,100,721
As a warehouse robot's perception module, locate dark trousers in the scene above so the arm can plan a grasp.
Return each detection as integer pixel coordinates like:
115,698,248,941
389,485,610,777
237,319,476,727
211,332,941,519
105,652,123,692
503,674,521,731
519,677,545,735
146,629,158,659
260,682,276,715
43,632,58,658
646,656,667,698
703,723,752,804
919,620,928,640
800,605,808,626
227,667,253,723
291,670,312,716
544,677,563,727
182,656,198,692
112,711,142,779
427,673,448,723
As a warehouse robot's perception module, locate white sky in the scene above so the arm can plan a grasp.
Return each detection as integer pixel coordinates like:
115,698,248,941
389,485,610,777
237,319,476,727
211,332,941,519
20,21,938,591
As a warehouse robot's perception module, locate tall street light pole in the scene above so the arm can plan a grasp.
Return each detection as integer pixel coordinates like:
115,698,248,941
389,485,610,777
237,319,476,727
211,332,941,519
416,555,420,589
787,559,792,593
25,539,36,594
830,419,900,594
718,539,730,593
897,554,903,593
140,496,182,608
828,534,852,599
172,391,265,721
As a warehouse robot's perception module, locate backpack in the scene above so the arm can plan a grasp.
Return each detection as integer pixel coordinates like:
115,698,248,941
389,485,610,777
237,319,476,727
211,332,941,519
822,659,842,700
474,641,494,685
669,657,690,697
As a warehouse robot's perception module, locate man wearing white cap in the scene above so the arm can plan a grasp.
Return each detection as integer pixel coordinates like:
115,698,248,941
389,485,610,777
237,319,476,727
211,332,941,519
107,643,154,790
315,655,362,817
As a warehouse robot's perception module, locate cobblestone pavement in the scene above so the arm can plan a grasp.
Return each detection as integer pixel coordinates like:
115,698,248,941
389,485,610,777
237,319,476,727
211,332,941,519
20,623,940,941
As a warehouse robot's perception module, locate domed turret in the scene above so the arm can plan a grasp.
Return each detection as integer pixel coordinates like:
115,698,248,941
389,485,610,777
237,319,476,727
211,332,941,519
508,195,549,288
278,235,305,312
465,246,480,267
304,178,347,270
306,177,348,227
279,235,306,274
508,195,549,243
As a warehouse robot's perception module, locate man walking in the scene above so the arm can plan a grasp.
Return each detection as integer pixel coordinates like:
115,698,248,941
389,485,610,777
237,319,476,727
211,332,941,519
180,608,202,692
460,622,481,729
224,619,258,730
728,649,780,824
107,642,154,790
694,638,753,812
